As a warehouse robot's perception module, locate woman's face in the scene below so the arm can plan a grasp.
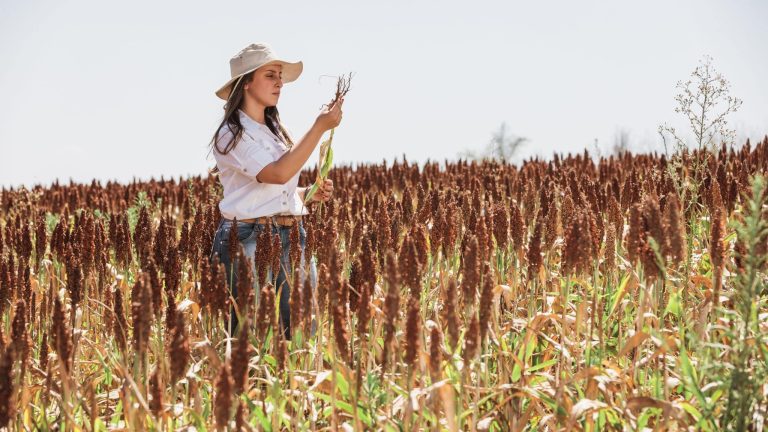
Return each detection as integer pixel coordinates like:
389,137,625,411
245,63,283,107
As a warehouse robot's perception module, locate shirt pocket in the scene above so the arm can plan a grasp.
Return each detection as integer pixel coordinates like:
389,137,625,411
235,138,276,178
264,135,288,157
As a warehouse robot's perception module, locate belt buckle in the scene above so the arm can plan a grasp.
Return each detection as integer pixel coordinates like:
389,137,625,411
266,214,299,227
269,215,282,228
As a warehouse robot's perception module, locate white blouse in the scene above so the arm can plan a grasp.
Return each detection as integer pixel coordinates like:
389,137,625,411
212,109,309,220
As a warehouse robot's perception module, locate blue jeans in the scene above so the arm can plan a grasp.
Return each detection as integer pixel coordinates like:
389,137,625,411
209,217,317,339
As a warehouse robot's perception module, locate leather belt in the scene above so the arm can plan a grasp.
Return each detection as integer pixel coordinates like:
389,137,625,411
236,215,301,226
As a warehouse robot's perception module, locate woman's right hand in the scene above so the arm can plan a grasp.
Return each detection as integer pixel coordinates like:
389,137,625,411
314,97,344,133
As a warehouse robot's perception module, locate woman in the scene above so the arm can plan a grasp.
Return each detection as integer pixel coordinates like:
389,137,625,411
208,42,343,339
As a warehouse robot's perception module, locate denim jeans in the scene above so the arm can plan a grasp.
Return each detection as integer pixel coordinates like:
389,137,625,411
209,217,317,339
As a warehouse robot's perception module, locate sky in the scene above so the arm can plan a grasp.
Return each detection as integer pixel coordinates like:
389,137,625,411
1,0,767,188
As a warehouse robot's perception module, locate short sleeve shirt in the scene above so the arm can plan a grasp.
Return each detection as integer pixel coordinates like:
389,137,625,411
212,109,309,220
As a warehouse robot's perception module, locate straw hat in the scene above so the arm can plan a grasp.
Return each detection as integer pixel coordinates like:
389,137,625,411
215,42,303,100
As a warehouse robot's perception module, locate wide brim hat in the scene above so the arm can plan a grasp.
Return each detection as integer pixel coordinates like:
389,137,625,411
215,42,303,101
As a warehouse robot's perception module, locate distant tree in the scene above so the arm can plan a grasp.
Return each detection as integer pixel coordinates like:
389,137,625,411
459,122,528,163
612,128,631,156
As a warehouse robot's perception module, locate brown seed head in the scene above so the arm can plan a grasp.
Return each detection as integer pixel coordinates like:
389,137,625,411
131,273,152,357
709,175,724,215
112,287,128,355
642,194,664,249
460,235,480,308
510,200,527,253
66,261,83,309
404,297,421,368
429,326,442,382
271,233,282,281
526,214,543,280
399,237,421,300
290,267,304,331
39,332,49,373
627,203,645,265
256,283,276,341
604,223,617,273
608,195,623,241
164,250,182,298
493,204,509,249
34,213,47,269
662,193,687,262
235,400,247,432
10,300,28,365
236,250,254,315
227,217,240,264
332,296,350,365
477,262,494,344
381,252,400,372
710,207,725,271
255,227,272,285
463,315,480,363
168,305,190,385
210,255,230,320
356,282,372,340
214,363,233,430
442,277,459,349
544,199,561,251
0,347,16,428
562,209,593,276
232,317,250,395
52,296,72,373
149,367,163,417
289,223,300,266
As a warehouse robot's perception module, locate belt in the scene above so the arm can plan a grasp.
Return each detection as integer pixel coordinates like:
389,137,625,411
235,215,301,226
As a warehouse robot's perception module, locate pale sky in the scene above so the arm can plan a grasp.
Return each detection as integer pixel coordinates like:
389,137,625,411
1,0,767,188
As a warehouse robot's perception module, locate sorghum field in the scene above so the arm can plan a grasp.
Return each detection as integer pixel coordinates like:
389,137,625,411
1,140,767,431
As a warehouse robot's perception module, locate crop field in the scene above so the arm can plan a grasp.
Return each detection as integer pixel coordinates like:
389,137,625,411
0,140,767,430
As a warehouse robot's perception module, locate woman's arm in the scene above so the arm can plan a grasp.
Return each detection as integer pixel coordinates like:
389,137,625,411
256,98,344,184
256,124,325,184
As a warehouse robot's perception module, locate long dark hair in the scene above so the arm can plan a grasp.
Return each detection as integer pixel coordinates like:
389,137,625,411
209,71,295,165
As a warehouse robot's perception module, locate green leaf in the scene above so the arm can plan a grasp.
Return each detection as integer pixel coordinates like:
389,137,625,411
311,391,372,426
110,400,123,426
263,354,277,368
608,274,632,318
679,402,702,422
527,358,559,373
637,407,662,429
511,336,528,382
679,336,709,412
334,369,350,397
511,331,539,382
304,183,320,203
320,146,334,178
94,419,107,432
251,402,272,431
664,289,681,318
304,131,336,204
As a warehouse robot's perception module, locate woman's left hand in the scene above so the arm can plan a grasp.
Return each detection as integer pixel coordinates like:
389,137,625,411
312,179,334,202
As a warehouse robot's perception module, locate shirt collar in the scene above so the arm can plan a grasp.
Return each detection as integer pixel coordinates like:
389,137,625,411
237,109,284,143
238,109,268,131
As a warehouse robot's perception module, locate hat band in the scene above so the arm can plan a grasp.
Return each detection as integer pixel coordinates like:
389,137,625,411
226,74,246,102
